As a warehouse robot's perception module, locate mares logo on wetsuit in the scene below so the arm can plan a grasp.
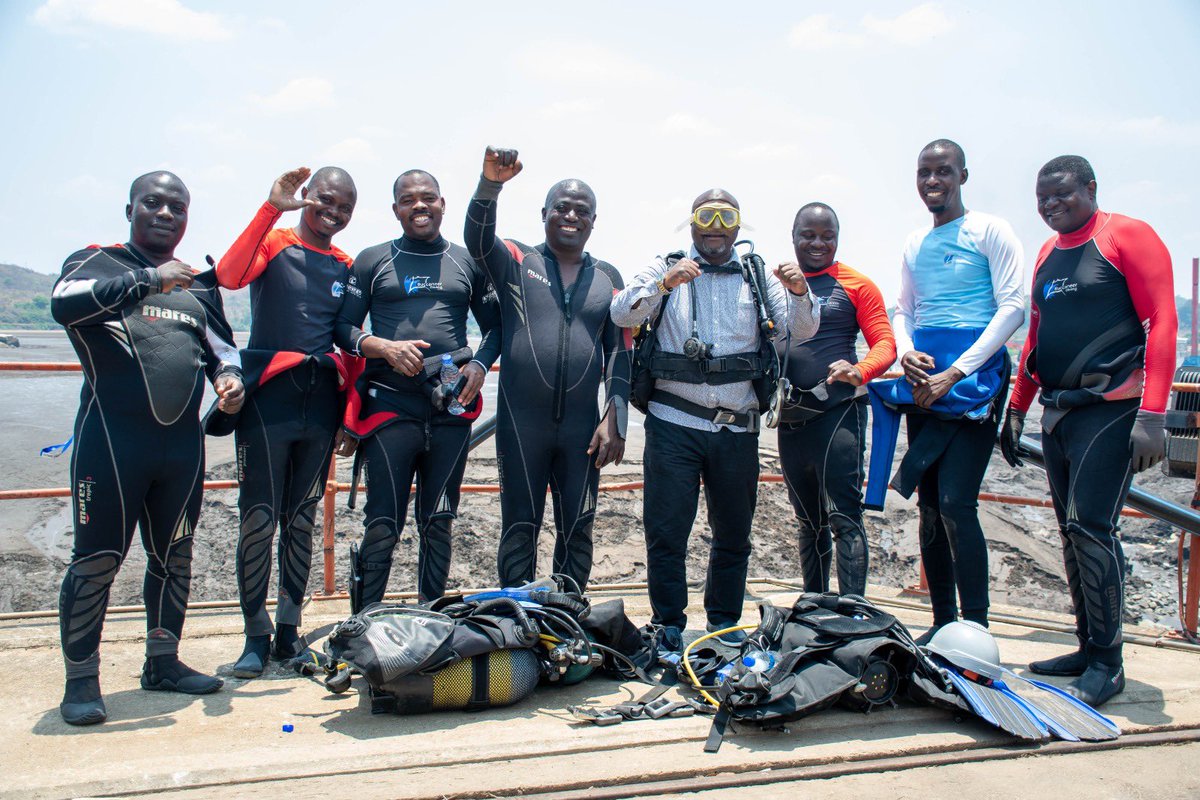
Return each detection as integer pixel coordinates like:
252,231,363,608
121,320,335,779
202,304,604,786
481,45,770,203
142,305,199,328
332,281,346,298
526,268,551,288
1043,277,1079,301
76,478,95,525
403,276,443,294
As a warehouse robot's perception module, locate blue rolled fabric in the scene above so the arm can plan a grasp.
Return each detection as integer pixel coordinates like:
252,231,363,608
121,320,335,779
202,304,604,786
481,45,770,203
864,327,1008,510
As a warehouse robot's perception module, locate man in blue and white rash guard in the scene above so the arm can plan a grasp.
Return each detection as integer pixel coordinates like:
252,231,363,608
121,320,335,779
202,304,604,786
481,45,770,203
893,139,1024,642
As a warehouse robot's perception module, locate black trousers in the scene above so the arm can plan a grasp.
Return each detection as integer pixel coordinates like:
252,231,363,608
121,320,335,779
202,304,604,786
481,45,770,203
359,420,470,604
1042,399,1137,666
778,397,869,596
907,410,999,626
235,364,340,636
643,414,760,630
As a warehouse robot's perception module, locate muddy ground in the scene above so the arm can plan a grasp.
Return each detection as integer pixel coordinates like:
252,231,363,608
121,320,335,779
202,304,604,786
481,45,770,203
1,404,1192,632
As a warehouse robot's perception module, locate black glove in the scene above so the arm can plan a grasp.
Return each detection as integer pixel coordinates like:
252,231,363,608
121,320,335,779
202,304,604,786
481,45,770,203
999,408,1027,468
1130,409,1165,473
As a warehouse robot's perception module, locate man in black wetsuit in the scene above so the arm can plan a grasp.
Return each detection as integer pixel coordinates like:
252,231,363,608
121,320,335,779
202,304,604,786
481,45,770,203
1002,155,1177,706
465,146,630,590
52,171,244,725
334,169,500,605
216,167,357,677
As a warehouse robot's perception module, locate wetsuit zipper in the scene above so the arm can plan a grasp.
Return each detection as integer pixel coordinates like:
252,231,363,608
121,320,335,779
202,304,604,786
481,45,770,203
546,249,585,424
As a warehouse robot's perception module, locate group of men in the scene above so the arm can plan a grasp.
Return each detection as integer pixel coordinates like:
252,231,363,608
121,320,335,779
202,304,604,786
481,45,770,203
50,139,1175,726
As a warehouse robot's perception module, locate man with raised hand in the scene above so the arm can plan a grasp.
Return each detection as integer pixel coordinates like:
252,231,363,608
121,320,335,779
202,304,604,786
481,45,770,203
53,171,243,724
776,202,895,597
216,166,357,678
610,189,819,655
1002,155,1176,706
334,169,500,606
465,146,630,592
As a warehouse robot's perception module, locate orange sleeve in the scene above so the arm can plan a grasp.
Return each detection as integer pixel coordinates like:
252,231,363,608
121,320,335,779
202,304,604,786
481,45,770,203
215,202,284,289
842,266,896,382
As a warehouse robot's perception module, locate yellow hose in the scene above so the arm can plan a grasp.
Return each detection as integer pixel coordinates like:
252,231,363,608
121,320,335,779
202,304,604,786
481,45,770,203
681,625,760,707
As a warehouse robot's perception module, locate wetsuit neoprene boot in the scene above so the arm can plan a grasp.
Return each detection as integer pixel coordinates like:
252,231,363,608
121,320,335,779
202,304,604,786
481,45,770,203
61,651,107,726
1029,642,1089,677
1066,661,1125,707
233,635,271,678
272,623,304,660
140,628,222,694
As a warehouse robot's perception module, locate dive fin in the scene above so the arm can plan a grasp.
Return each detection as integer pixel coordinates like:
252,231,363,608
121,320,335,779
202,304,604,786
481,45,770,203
943,665,1050,741
1000,668,1121,742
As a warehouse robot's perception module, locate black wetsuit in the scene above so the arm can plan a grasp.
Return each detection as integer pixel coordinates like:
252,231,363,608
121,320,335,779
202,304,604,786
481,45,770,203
777,263,895,596
216,203,352,638
1011,212,1177,666
465,178,631,590
52,246,241,676
335,235,500,603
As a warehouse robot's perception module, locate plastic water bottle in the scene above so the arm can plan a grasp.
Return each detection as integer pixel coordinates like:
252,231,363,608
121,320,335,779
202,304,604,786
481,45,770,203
439,354,465,415
741,650,776,673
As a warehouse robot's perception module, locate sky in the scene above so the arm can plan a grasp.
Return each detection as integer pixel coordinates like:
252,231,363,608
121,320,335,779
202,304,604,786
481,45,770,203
1,0,1198,306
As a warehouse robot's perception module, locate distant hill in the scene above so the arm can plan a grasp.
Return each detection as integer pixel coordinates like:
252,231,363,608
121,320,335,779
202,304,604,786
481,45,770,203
0,264,56,328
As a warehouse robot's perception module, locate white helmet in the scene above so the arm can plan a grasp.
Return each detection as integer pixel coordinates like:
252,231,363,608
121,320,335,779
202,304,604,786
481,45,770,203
923,621,1002,680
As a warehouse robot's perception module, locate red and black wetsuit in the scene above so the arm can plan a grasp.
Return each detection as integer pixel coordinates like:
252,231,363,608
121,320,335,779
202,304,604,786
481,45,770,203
1010,211,1176,665
216,202,352,638
777,262,895,596
334,234,501,603
52,246,241,677
466,178,631,590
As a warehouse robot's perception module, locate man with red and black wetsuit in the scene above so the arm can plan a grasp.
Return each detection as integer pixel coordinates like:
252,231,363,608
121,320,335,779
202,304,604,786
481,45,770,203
53,171,244,725
215,166,357,678
1001,155,1177,706
776,203,895,597
334,169,501,607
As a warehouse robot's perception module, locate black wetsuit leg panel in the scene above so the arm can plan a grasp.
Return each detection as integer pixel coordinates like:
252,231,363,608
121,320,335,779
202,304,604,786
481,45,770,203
495,400,555,587
547,425,600,591
235,366,340,636
360,422,420,607
60,403,203,667
1042,399,1137,666
700,426,760,627
642,414,704,630
909,413,998,626
413,423,470,601
779,398,869,596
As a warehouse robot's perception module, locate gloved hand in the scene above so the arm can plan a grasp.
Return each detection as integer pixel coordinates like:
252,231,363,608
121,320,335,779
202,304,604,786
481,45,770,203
999,408,1027,468
1130,409,1166,473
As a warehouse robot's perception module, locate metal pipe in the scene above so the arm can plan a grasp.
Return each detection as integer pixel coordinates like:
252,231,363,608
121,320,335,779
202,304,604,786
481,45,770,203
1020,436,1200,534
468,414,497,450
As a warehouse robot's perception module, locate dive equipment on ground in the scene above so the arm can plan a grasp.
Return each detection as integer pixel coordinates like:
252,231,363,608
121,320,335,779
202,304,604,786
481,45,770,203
923,621,1003,680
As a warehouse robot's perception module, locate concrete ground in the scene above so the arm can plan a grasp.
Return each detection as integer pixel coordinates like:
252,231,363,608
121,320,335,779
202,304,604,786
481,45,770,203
2,582,1197,799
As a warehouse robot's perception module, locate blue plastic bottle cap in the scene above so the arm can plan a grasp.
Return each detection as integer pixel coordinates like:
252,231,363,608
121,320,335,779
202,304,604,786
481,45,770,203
282,723,294,733
742,656,754,666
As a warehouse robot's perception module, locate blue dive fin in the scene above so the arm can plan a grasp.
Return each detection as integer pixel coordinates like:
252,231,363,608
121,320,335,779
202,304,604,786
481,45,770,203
999,668,1121,742
942,664,1050,741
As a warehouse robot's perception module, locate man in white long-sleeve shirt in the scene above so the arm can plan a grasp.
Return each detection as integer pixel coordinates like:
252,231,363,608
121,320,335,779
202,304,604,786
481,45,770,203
611,189,819,654
893,139,1025,641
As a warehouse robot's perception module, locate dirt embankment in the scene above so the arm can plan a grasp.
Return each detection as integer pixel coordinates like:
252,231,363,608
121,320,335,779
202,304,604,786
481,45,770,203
1,405,1192,630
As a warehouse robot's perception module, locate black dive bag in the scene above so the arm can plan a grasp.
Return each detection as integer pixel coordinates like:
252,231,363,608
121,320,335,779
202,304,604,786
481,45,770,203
705,593,938,752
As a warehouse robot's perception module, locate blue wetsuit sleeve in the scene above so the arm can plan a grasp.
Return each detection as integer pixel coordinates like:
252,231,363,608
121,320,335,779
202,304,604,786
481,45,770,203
465,177,516,288
51,249,161,327
334,253,375,356
469,264,502,371
609,259,668,327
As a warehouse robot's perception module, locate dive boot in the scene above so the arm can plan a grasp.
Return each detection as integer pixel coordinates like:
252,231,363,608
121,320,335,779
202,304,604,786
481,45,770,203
1029,647,1088,677
232,635,271,678
141,656,223,694
1065,662,1125,707
271,624,306,661
60,676,107,726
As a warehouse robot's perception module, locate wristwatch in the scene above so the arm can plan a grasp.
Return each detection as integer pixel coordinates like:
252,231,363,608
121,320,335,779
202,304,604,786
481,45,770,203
656,277,672,295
